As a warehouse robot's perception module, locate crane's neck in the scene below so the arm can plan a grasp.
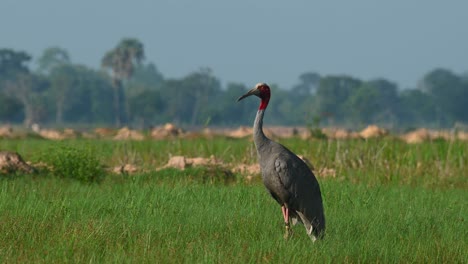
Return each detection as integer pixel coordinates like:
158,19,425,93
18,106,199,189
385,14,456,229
253,108,270,154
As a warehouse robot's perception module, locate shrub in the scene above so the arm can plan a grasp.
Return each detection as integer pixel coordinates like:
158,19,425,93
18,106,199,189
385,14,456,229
45,146,104,183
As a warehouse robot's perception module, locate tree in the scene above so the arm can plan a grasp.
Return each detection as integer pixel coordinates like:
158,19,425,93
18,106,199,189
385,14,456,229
47,64,89,124
399,89,436,127
418,68,468,125
129,90,165,127
159,78,187,124
211,82,254,125
183,68,221,126
125,62,165,125
36,47,70,74
3,73,48,126
315,75,362,125
0,49,30,78
158,68,221,126
265,84,297,125
0,49,48,126
0,93,23,122
126,62,164,96
292,72,321,95
346,79,399,125
102,38,145,127
37,47,74,124
289,72,322,125
60,66,114,124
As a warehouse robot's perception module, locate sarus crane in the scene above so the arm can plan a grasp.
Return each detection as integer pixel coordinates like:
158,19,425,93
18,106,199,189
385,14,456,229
237,83,325,241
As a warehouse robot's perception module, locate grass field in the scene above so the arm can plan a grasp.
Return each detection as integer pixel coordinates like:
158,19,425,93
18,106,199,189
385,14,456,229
0,138,467,263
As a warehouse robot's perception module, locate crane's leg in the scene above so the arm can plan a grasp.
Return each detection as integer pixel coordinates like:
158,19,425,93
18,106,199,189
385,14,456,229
281,206,292,239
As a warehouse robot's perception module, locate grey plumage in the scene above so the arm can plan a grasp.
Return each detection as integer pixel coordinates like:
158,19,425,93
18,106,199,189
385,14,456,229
238,83,325,240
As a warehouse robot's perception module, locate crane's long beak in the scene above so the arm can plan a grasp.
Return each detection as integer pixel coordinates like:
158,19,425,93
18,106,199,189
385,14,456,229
237,88,258,102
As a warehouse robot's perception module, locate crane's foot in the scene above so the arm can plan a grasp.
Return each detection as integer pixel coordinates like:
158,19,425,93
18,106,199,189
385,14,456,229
283,223,293,240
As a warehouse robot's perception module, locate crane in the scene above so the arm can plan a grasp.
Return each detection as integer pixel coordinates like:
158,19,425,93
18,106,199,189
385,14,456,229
237,83,325,241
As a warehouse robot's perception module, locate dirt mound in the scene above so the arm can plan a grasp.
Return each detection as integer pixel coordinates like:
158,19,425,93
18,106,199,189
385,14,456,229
38,129,65,140
321,128,336,138
150,123,184,139
0,151,36,174
112,164,139,174
232,163,260,175
333,129,350,139
63,128,79,139
317,168,337,178
401,128,430,144
428,130,456,141
458,131,468,141
81,132,97,139
36,128,80,140
201,128,217,138
226,126,252,138
94,128,116,137
298,129,312,140
232,155,330,180
0,126,14,138
157,154,326,182
158,155,222,170
322,128,357,140
267,126,298,138
402,128,459,143
114,127,145,140
359,125,388,139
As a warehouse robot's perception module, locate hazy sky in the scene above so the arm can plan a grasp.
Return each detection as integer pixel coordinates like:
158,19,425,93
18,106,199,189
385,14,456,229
1,0,467,89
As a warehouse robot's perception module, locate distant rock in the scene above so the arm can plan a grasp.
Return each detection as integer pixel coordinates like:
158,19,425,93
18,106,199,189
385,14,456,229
112,164,139,174
0,151,36,174
317,168,337,178
458,131,468,141
428,130,456,141
0,126,14,138
35,128,80,140
158,155,222,170
150,123,184,139
401,128,430,144
63,128,79,139
226,126,252,138
359,125,388,139
94,128,116,138
38,129,65,140
114,127,145,141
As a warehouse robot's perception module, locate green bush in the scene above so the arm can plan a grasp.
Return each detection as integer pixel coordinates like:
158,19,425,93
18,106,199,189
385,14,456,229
308,116,327,140
44,146,104,183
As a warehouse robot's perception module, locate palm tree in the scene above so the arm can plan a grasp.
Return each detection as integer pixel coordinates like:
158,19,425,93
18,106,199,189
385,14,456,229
102,38,145,127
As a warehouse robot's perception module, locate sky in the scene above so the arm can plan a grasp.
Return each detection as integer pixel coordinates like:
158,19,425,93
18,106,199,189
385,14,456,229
1,0,467,89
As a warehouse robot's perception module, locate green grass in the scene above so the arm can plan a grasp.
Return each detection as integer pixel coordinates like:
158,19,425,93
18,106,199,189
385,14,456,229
1,137,466,188
0,138,467,262
0,175,466,263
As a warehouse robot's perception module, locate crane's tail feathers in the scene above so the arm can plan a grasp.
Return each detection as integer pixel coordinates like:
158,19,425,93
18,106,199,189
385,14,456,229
291,215,301,226
295,210,325,241
307,226,318,242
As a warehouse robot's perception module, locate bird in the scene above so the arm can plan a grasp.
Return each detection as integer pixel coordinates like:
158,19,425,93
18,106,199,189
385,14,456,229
237,83,325,241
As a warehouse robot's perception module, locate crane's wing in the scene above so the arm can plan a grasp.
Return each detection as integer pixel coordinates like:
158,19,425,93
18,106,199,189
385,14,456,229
273,151,325,237
273,152,320,198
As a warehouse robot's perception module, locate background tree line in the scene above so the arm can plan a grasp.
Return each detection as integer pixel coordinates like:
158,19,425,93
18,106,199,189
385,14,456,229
1,38,467,130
